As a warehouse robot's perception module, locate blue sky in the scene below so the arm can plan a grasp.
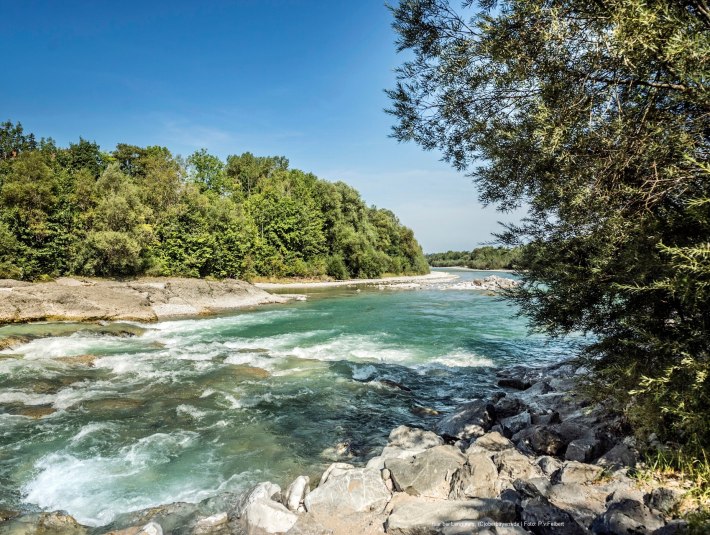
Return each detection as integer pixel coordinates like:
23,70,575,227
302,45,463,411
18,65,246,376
0,0,520,252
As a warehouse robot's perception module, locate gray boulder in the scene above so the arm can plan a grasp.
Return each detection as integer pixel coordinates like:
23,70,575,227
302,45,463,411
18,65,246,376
591,498,665,534
193,512,229,534
547,482,608,528
435,400,495,440
283,475,310,512
388,425,444,450
537,456,563,477
450,452,499,499
494,449,543,482
565,437,601,463
235,482,282,518
385,498,518,535
500,412,532,436
521,496,587,535
386,445,466,498
304,468,391,515
242,498,298,534
644,487,685,516
318,462,354,486
468,432,515,453
558,461,603,485
597,443,638,470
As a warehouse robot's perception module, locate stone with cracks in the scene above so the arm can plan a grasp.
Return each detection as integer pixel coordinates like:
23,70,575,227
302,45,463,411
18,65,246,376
318,462,354,486
558,461,603,485
521,497,587,535
469,432,515,453
242,499,298,534
283,475,310,512
494,449,543,482
385,445,466,499
387,425,444,450
304,468,391,515
450,452,499,499
591,499,665,534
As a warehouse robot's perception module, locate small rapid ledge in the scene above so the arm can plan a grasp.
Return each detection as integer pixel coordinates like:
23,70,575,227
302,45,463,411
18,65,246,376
0,278,289,324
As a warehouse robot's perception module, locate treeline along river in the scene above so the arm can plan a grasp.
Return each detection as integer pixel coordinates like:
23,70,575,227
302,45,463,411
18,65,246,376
0,270,583,527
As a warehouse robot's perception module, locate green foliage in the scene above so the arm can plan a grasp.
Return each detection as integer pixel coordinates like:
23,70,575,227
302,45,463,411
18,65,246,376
427,246,522,269
0,121,428,282
388,0,710,449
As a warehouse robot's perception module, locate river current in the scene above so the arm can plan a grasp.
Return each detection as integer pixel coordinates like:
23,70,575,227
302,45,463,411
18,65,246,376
0,269,581,527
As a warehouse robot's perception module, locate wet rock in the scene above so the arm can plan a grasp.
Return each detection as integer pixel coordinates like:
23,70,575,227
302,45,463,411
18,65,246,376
192,512,229,534
435,400,495,440
304,468,391,515
54,354,98,366
378,379,412,392
86,322,147,337
558,462,603,485
12,405,56,418
494,449,543,482
500,412,531,436
0,335,30,350
385,498,517,535
283,475,310,512
243,498,298,534
591,499,664,534
411,404,440,416
1,511,89,535
386,445,466,498
387,425,444,450
497,378,533,390
318,462,354,486
521,496,587,535
468,432,514,453
565,437,601,463
531,412,561,426
450,452,499,499
644,487,685,516
227,365,271,380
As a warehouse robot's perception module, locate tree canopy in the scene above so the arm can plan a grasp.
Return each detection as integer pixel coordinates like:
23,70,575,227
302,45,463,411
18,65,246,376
388,0,710,448
0,122,428,281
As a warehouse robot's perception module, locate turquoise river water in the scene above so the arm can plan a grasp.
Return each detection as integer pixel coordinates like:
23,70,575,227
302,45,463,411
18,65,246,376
0,269,582,527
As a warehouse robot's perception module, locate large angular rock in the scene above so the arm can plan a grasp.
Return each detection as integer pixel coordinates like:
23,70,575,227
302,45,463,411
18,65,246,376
283,475,310,512
644,487,685,516
234,482,282,517
494,449,543,482
547,483,608,528
385,498,517,535
558,461,603,485
494,396,526,419
193,512,228,534
318,462,354,486
596,443,638,470
304,468,391,515
469,432,514,453
435,400,495,440
521,496,587,535
500,412,532,436
450,452,499,499
591,499,665,534
385,445,466,498
242,498,298,534
565,437,601,463
388,425,444,450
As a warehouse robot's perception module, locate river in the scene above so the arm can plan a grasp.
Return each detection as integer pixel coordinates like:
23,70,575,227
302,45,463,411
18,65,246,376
0,269,581,527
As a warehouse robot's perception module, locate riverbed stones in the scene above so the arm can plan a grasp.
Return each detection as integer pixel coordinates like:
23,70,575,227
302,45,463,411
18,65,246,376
385,445,466,499
435,400,495,440
304,468,391,515
283,475,310,512
385,498,517,535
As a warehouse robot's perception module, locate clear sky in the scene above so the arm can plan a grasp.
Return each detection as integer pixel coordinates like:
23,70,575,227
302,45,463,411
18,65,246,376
0,0,520,252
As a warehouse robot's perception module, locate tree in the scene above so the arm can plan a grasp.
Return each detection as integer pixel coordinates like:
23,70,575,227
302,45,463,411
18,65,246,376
388,1,709,446
187,148,226,194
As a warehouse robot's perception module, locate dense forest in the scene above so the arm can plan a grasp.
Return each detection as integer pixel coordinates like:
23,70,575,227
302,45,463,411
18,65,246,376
389,0,709,465
0,122,428,281
426,246,520,270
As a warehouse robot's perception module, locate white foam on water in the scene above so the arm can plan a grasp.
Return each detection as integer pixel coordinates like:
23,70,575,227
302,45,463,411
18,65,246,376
8,334,137,360
176,404,208,421
200,388,216,398
276,335,417,364
69,422,116,446
0,390,55,406
352,364,378,381
427,351,495,368
23,431,202,526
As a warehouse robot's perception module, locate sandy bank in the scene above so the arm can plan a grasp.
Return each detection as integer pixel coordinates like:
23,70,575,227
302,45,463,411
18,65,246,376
253,271,456,290
0,277,288,324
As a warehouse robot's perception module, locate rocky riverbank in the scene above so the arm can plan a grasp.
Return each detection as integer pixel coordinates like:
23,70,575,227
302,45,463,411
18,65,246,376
1,360,698,535
0,278,288,323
